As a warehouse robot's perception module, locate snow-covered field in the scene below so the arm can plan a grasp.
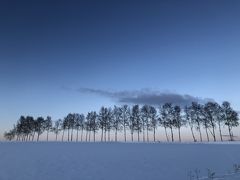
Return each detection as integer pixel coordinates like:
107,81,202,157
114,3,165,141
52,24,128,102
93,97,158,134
0,142,240,180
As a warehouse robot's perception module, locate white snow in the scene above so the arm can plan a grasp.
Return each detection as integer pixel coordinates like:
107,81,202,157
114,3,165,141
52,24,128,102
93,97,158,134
0,142,240,180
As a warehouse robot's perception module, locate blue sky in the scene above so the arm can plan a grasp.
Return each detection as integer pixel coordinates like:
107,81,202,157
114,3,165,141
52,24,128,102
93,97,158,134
1,0,240,133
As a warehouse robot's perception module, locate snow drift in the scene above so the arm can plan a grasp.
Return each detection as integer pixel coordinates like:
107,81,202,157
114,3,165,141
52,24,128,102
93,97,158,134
0,142,240,180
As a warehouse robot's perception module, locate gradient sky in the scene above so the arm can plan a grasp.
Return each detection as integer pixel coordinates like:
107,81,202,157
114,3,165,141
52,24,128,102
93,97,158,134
1,0,240,134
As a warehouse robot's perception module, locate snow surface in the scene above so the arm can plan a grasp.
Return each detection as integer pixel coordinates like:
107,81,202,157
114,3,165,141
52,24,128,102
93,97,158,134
0,142,240,180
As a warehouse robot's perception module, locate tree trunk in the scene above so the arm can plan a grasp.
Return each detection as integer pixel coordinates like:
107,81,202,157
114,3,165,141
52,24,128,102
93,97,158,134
212,126,216,142
131,130,133,142
32,131,35,141
86,130,88,142
104,128,107,142
108,130,110,142
190,126,196,142
142,123,145,142
47,130,49,141
170,127,174,142
228,125,232,141
178,128,181,142
164,127,169,142
218,122,223,141
67,128,70,141
37,133,40,142
88,129,91,142
71,128,74,142
197,122,202,142
101,127,103,142
137,130,140,142
205,127,209,142
153,127,156,142
81,127,84,142
124,124,126,142
76,127,79,142
147,126,149,142
115,129,117,142
62,130,65,142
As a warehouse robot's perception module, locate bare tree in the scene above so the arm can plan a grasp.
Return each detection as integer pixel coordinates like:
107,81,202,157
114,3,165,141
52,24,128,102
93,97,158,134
36,117,45,141
132,105,141,142
61,118,68,142
106,108,113,142
204,102,217,141
190,102,203,142
160,103,174,142
98,107,108,142
141,105,151,142
44,116,52,141
221,101,239,141
200,106,210,142
113,106,123,142
52,119,62,141
184,106,196,142
88,111,98,142
120,105,130,142
173,105,184,142
149,106,157,142
4,129,15,141
74,114,85,142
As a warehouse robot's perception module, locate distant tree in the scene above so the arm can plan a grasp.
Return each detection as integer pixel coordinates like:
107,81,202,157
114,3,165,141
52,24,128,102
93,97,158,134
69,114,75,142
4,129,15,141
141,105,154,142
63,116,70,141
160,103,174,142
112,106,123,142
159,106,169,142
61,118,68,141
190,102,203,142
141,105,148,142
131,105,141,142
200,105,210,142
15,116,34,141
149,106,158,142
98,107,108,142
31,119,38,141
85,113,91,142
44,116,52,141
91,111,98,142
52,119,62,141
36,117,45,141
15,116,25,141
215,103,224,141
184,106,196,142
87,111,98,142
64,113,75,141
106,108,113,142
204,102,217,141
173,105,184,142
86,112,91,141
28,116,35,141
221,101,239,141
129,105,137,142
120,105,130,142
74,114,85,142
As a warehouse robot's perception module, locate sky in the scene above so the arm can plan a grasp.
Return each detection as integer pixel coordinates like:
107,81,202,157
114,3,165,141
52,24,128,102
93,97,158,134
1,0,240,136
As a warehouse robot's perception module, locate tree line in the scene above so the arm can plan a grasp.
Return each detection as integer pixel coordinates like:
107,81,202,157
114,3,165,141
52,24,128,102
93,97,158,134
4,101,239,142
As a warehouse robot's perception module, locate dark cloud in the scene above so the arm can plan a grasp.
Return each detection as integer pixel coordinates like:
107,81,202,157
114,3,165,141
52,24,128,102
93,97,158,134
77,88,214,106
